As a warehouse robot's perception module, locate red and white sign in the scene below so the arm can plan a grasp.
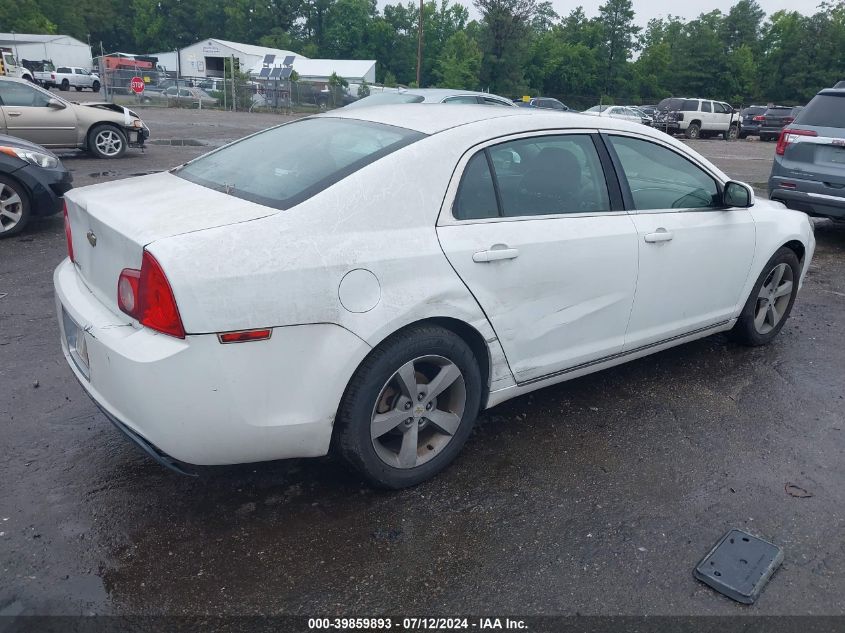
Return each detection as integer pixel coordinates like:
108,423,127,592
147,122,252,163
130,76,145,94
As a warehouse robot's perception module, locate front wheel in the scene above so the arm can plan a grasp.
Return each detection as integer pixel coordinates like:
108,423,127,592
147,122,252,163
728,247,801,346
92,80,101,92
334,325,482,489
0,175,31,238
88,124,127,159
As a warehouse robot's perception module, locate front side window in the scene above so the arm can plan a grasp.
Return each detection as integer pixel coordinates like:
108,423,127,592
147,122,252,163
0,81,52,107
177,118,424,210
608,136,719,210
453,134,611,219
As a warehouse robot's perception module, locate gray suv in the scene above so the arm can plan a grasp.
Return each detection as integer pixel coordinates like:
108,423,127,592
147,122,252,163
769,86,845,220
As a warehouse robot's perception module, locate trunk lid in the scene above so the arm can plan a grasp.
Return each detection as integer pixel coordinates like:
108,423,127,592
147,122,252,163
65,171,278,314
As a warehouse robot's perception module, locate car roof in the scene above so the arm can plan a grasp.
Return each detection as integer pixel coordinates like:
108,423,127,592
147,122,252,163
323,103,664,136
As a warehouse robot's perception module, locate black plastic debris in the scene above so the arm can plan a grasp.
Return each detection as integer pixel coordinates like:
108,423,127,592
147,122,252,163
694,529,783,604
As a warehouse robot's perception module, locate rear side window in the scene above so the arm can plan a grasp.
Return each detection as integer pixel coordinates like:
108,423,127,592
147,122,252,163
176,118,424,210
57,67,71,73
453,153,498,220
681,100,700,112
796,94,845,127
701,101,712,113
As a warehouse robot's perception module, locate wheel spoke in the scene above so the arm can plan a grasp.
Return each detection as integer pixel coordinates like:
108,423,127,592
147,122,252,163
773,280,793,299
425,409,461,436
422,364,461,404
754,302,768,330
767,303,780,326
1,192,21,209
397,422,418,468
770,264,786,290
370,408,409,439
394,360,418,399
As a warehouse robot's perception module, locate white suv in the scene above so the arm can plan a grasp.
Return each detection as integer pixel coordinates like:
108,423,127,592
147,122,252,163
654,98,739,140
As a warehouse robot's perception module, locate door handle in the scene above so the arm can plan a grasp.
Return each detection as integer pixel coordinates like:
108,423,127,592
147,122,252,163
644,229,674,243
472,246,519,262
6,111,21,117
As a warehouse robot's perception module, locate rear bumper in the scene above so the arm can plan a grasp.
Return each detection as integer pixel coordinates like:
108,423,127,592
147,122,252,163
740,123,762,136
54,258,371,468
769,180,845,219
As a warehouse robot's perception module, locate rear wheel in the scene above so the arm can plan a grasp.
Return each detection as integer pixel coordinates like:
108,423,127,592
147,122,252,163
88,124,127,159
0,175,31,238
60,79,70,91
334,325,482,489
685,123,701,139
724,125,738,140
728,247,800,346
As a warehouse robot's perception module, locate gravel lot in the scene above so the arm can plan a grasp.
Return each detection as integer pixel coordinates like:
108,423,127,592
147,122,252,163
1,106,844,621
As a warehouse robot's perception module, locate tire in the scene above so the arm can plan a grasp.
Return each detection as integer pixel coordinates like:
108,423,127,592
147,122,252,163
75,86,82,92
738,132,748,139
724,125,738,140
60,79,70,91
92,81,100,92
334,324,482,489
0,175,31,238
728,247,801,346
88,124,127,159
685,123,701,139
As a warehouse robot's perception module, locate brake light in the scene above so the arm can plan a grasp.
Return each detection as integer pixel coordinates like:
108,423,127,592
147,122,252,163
776,128,817,156
753,115,765,122
63,201,74,262
117,251,185,338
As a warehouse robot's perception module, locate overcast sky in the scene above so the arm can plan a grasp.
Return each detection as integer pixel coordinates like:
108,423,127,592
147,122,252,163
439,0,821,26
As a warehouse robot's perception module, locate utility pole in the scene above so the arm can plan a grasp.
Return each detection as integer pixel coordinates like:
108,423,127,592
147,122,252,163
416,0,423,87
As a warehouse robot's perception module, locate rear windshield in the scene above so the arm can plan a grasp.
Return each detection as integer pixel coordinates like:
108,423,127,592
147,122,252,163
795,94,845,127
346,93,426,108
175,118,424,209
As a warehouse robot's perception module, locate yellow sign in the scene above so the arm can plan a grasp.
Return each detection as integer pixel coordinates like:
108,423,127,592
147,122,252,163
522,95,530,102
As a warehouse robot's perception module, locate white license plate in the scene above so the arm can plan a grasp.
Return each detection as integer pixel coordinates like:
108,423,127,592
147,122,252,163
62,307,90,379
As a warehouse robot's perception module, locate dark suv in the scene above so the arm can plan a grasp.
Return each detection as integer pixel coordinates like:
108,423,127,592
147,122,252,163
769,86,845,220
738,106,766,138
759,105,804,141
527,97,570,111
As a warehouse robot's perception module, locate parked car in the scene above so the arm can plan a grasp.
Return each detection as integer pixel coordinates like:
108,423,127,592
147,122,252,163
626,106,654,126
653,98,738,139
527,97,570,111
738,106,767,138
0,134,72,237
42,67,101,92
639,105,658,118
759,106,805,141
769,86,845,221
141,85,217,108
583,105,644,124
55,106,814,487
0,76,149,158
346,88,516,108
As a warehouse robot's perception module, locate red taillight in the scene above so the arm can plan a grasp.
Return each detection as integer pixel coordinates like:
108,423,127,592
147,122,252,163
63,201,74,262
117,251,185,338
776,128,817,156
753,115,765,121
218,329,272,344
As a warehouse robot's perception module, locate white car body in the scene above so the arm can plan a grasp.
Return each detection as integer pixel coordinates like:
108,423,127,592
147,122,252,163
583,105,644,124
54,106,815,476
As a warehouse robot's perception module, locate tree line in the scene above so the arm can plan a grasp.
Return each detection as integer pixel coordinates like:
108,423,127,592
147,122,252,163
4,0,844,107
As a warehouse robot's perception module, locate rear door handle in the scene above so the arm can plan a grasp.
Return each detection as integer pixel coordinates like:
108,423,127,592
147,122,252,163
644,229,674,243
6,111,21,117
472,247,519,262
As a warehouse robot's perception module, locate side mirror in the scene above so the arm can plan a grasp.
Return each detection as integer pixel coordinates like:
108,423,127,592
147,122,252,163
47,98,66,109
723,181,755,208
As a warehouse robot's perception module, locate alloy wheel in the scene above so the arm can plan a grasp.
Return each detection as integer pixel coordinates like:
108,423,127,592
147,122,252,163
754,263,794,334
0,183,23,233
370,355,466,469
95,130,124,157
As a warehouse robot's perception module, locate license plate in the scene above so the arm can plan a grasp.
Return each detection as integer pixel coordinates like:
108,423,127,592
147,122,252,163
62,307,90,379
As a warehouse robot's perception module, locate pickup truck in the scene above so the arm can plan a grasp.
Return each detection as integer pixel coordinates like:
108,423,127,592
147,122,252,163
40,66,101,92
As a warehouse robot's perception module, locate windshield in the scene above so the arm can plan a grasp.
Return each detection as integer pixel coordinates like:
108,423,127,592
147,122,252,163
346,93,426,108
795,93,845,128
175,117,425,210
586,105,609,112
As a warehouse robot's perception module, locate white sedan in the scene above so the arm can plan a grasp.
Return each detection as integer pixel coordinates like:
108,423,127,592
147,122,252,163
583,104,645,124
55,106,815,488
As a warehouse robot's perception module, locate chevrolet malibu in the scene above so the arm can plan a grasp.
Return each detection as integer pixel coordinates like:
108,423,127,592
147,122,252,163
55,106,815,488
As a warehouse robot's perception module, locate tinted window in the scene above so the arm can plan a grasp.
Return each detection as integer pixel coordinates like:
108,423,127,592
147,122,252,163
0,81,52,107
177,118,424,210
701,101,712,113
443,96,480,104
609,136,719,210
453,153,498,220
795,94,845,127
482,96,511,107
657,98,683,111
490,135,610,216
57,67,71,73
713,102,730,114
681,100,700,112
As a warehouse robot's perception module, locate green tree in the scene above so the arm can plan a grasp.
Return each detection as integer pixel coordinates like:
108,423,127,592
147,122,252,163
434,30,482,88
596,0,640,96
474,0,538,95
0,0,56,34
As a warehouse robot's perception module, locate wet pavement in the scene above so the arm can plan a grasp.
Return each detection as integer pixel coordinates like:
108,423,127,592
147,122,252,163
1,111,844,618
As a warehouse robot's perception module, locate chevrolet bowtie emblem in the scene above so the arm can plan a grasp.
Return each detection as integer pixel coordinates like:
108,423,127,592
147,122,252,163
86,230,97,247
